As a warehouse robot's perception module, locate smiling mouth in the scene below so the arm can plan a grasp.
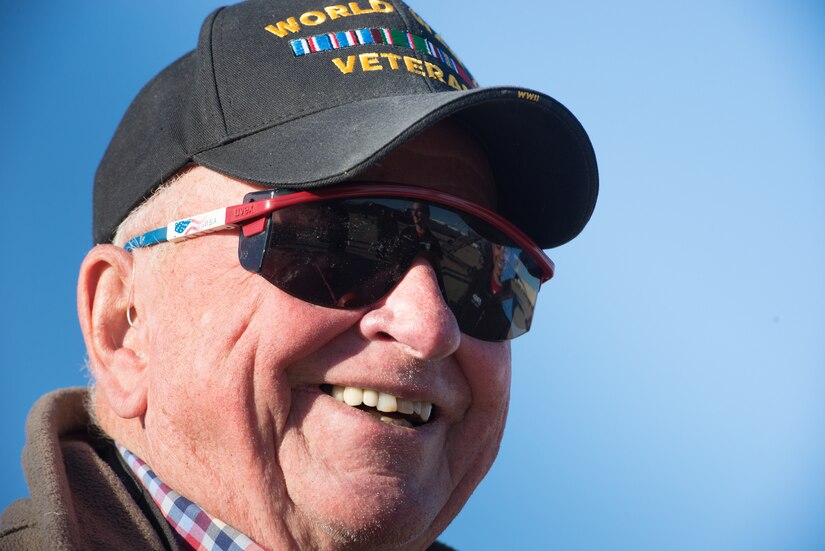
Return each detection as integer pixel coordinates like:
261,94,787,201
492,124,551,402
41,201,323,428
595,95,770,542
320,384,434,428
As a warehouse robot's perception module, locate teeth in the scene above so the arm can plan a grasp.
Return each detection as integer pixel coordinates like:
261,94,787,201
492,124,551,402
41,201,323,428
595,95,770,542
397,399,414,415
343,387,363,406
377,392,397,413
419,402,432,423
362,389,378,407
381,416,413,428
328,385,434,425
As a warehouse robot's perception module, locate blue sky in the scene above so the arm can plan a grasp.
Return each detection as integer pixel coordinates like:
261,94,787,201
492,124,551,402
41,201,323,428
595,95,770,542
1,1,823,549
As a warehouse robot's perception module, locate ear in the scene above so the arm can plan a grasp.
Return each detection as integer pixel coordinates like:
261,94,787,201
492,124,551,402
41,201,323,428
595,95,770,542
78,244,148,419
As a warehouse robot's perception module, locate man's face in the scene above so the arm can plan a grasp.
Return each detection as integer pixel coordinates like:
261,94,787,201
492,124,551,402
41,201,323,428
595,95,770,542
130,122,510,550
411,201,429,229
491,243,512,286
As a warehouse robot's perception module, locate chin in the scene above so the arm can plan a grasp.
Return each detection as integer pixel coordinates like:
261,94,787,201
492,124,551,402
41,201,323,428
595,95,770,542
306,480,453,551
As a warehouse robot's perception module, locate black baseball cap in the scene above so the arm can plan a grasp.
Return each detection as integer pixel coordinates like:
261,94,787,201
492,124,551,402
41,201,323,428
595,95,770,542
94,0,598,248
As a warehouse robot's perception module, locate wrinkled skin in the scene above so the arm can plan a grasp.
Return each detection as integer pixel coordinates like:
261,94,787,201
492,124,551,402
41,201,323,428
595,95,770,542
79,121,511,550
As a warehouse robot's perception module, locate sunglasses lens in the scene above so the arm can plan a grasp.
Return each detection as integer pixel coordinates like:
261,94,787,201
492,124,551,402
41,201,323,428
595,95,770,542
433,206,542,341
259,201,413,308
256,197,543,341
444,240,542,341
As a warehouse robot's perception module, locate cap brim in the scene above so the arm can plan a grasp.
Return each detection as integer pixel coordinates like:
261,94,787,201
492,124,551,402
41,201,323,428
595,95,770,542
194,86,597,249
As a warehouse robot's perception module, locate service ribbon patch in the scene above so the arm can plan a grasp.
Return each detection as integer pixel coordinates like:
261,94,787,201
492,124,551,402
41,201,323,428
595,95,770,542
290,27,475,88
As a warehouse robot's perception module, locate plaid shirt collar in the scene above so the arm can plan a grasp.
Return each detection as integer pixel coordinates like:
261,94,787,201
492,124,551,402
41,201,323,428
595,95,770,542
117,444,268,551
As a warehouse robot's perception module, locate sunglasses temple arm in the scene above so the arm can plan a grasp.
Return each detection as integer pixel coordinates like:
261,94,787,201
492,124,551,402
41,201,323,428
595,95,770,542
124,207,239,251
123,196,292,251
124,227,170,252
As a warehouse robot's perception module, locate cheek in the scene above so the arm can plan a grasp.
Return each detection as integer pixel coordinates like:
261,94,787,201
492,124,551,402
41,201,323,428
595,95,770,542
461,340,511,413
143,266,363,455
136,250,262,432
449,340,511,482
141,277,271,458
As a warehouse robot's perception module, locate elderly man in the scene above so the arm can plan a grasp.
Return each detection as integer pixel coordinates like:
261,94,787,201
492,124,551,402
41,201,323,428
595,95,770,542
0,0,597,549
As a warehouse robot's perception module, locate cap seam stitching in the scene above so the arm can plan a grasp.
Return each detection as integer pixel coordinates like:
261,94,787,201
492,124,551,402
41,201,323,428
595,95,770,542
209,7,230,137
221,71,438,138
196,91,502,184
207,90,467,147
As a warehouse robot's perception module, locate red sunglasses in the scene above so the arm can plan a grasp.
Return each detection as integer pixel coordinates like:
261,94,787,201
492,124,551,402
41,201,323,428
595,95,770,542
125,183,554,341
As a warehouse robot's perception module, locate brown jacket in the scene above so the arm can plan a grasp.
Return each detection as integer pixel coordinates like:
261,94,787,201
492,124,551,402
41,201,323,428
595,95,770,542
0,388,456,551
1,388,184,550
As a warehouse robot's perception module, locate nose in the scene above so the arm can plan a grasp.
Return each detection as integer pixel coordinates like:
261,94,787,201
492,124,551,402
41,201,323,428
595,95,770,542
358,257,461,360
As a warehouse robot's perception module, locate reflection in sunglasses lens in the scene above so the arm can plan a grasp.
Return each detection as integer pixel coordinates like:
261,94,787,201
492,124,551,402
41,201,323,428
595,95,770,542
259,198,541,341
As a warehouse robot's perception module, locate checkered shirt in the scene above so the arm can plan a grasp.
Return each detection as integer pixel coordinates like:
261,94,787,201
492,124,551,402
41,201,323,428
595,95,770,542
117,444,268,551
